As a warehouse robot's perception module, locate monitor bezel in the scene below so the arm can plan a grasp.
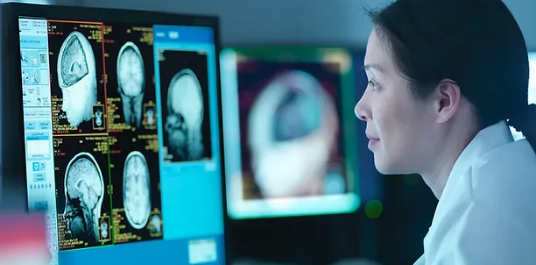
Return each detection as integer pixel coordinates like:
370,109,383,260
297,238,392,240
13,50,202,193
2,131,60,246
1,3,231,264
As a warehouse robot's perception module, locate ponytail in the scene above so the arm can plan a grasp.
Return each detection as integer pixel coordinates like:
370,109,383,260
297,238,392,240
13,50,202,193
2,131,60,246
509,104,536,152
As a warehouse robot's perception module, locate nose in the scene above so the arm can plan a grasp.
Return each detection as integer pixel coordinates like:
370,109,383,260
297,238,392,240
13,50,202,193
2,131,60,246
354,96,371,121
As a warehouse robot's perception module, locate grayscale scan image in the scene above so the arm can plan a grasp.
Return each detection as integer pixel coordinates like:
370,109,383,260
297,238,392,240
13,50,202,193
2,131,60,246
157,50,213,163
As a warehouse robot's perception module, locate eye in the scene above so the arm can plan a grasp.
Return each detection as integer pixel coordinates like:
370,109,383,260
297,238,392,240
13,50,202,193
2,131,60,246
368,80,379,91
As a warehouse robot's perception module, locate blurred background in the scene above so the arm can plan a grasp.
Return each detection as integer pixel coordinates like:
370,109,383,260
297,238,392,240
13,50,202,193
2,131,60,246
3,0,536,265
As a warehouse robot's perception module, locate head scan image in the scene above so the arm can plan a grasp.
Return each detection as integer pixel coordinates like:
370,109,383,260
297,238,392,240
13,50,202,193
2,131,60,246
63,152,104,244
101,219,108,239
248,70,339,198
165,69,205,161
95,108,103,127
57,31,98,128
123,151,151,229
147,108,155,126
117,42,145,128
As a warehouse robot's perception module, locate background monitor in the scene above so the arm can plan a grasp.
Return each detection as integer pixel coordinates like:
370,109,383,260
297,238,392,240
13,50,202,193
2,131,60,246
220,47,360,219
5,3,227,265
510,52,536,140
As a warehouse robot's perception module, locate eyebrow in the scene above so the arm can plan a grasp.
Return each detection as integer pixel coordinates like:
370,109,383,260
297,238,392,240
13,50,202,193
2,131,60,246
364,63,386,73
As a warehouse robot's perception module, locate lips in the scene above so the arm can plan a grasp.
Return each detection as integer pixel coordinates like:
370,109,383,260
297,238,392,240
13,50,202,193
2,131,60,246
366,134,380,149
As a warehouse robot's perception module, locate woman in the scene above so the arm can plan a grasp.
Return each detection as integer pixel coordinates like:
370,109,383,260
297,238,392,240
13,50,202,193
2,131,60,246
355,0,536,264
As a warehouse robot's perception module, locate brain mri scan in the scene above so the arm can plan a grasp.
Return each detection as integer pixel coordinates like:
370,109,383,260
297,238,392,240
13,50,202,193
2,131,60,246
101,219,109,239
57,31,97,128
147,108,155,125
248,70,339,198
95,109,103,127
117,42,145,128
62,152,104,244
150,214,162,234
165,69,205,161
123,151,151,229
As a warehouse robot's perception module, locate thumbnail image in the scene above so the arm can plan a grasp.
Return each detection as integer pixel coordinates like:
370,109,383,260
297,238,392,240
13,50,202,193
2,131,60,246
157,49,212,163
20,49,41,68
235,61,346,200
47,21,106,134
104,24,157,133
109,131,163,244
92,105,105,130
53,135,112,250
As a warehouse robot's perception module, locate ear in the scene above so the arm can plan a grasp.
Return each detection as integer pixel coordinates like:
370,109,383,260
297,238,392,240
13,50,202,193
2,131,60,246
432,79,461,124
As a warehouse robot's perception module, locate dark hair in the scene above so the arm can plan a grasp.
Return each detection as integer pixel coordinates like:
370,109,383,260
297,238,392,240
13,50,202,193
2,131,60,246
366,0,536,149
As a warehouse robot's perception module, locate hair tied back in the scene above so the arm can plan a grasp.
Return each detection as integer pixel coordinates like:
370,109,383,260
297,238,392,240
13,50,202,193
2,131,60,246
509,104,536,133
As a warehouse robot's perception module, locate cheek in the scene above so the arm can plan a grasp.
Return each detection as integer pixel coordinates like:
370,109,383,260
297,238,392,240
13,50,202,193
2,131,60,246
374,95,426,150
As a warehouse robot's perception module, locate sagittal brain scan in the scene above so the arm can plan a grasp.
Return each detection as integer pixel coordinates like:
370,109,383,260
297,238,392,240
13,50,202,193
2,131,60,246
238,65,345,199
158,50,212,163
54,135,112,250
57,31,97,128
48,22,106,134
123,151,151,229
117,42,145,128
165,69,205,161
62,152,104,245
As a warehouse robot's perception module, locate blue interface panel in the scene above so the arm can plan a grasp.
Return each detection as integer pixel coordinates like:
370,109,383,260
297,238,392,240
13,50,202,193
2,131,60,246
19,17,225,265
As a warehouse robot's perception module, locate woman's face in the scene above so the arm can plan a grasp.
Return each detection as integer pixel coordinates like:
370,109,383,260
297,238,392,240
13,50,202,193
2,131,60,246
355,29,437,175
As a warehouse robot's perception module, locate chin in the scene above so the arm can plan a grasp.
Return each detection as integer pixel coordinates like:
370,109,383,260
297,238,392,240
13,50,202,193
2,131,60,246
374,157,402,176
375,166,399,175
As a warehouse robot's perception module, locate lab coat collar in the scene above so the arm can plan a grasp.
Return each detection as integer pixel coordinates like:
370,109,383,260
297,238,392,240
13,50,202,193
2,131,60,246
429,120,513,229
446,120,513,189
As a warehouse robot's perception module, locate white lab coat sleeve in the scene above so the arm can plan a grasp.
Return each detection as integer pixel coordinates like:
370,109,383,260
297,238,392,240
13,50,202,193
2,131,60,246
429,201,536,265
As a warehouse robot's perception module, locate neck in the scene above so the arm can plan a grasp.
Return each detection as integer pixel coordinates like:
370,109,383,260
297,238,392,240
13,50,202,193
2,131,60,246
420,120,478,199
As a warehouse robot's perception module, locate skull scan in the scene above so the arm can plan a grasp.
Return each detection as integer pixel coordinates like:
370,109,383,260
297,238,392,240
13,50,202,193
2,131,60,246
101,219,109,239
117,42,145,128
57,31,97,128
147,108,155,126
123,151,151,229
248,70,339,198
95,109,103,127
165,69,205,161
63,152,104,244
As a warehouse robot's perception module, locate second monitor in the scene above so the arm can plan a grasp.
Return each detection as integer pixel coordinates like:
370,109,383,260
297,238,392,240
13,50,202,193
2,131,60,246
220,47,361,219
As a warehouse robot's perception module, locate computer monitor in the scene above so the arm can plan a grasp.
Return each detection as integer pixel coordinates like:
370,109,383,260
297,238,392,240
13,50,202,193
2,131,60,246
2,3,227,264
220,47,361,219
510,52,536,140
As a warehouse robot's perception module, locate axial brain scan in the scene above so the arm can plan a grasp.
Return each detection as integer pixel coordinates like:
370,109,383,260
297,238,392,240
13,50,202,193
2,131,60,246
248,70,339,198
123,151,151,229
57,31,98,128
165,69,205,161
62,152,104,244
117,42,145,128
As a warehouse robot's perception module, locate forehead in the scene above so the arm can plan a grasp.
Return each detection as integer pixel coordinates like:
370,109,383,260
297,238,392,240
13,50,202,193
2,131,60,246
364,29,394,73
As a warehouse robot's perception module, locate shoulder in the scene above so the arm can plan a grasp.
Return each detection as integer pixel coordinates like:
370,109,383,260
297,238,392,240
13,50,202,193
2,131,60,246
467,138,536,230
425,197,536,265
471,138,536,189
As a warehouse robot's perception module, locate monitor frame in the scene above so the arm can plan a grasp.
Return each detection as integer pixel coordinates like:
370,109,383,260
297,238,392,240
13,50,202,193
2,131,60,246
0,3,231,264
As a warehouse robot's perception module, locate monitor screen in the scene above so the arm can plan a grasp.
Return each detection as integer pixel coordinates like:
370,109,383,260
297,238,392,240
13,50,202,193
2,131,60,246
16,5,225,265
510,52,536,140
220,47,361,219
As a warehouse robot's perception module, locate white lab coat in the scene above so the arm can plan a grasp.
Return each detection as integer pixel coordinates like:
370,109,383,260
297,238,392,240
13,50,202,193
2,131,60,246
414,121,536,265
